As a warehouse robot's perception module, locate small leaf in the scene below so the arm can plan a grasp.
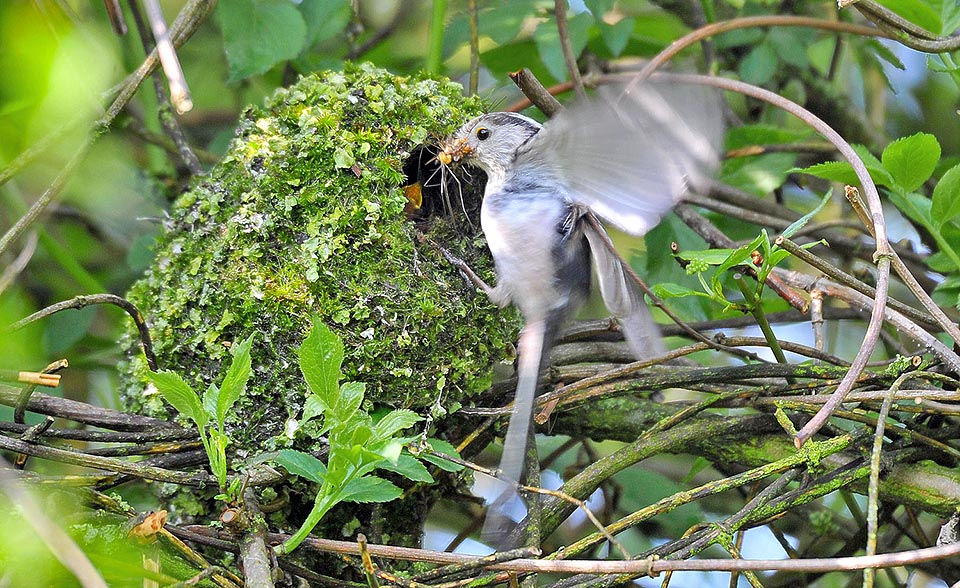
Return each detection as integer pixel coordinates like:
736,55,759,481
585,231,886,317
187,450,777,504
273,449,327,484
738,42,777,86
651,283,711,299
148,370,207,427
338,476,402,504
675,249,740,266
931,164,960,228
373,409,422,440
881,133,941,193
781,190,832,240
299,318,344,407
217,334,254,429
333,146,355,169
421,438,465,472
597,18,634,57
335,381,365,423
302,394,327,424
377,454,434,483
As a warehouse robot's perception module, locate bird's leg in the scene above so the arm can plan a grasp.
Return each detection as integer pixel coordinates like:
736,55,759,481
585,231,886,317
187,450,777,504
433,242,511,307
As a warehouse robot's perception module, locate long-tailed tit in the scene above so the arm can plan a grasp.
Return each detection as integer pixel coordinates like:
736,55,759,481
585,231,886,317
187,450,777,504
438,81,724,545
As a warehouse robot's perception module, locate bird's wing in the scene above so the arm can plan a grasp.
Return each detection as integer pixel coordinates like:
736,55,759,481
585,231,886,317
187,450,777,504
514,80,724,236
582,217,665,359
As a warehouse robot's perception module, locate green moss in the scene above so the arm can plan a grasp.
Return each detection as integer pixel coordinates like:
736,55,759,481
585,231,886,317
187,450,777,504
121,63,520,450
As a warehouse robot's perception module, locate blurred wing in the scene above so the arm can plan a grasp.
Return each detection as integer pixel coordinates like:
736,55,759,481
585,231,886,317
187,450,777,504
516,81,724,236
582,218,665,359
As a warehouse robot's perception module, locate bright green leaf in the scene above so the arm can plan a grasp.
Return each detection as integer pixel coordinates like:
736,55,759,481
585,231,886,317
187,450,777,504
299,318,344,407
881,133,940,193
147,370,206,427
217,334,254,429
273,449,326,484
675,249,741,266
335,381,365,423
651,283,711,299
302,395,327,424
373,409,422,440
931,164,960,228
219,0,307,82
338,476,402,504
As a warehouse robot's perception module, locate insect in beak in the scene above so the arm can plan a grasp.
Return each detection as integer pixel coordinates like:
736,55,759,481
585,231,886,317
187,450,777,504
438,137,472,165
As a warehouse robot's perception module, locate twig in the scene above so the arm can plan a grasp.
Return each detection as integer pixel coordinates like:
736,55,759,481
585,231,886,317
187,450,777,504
853,1,960,52
0,231,38,295
175,525,960,576
5,294,158,370
0,370,60,388
509,68,564,116
467,0,479,95
126,0,203,174
0,384,179,431
236,489,275,588
142,0,193,113
554,0,586,100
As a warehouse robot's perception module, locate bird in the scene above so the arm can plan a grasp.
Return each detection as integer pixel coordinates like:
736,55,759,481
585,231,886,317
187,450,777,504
437,80,724,546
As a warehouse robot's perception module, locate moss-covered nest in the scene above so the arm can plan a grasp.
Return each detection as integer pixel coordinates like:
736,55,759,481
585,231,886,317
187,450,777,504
122,63,520,449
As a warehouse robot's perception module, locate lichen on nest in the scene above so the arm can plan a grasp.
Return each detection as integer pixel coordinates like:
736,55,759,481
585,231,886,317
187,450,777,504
121,63,519,450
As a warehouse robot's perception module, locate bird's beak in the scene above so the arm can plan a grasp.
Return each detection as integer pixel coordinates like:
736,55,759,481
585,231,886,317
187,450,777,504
438,137,472,165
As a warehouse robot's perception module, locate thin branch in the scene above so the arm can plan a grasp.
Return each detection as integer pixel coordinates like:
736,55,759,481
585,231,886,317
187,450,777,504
509,68,564,116
5,294,158,370
554,0,586,100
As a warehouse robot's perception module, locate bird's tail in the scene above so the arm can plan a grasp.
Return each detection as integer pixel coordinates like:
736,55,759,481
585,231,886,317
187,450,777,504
481,319,546,547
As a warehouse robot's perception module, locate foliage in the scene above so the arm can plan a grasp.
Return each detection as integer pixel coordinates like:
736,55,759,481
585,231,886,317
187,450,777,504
147,334,253,494
3,0,960,587
271,318,462,553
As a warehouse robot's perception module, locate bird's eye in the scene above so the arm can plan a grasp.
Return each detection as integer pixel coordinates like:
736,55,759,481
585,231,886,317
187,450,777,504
476,127,490,140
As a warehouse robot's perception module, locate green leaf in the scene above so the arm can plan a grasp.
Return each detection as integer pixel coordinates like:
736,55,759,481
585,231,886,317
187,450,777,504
781,190,832,240
874,0,941,34
888,191,934,232
338,476,402,504
202,382,219,422
333,146,355,169
724,125,810,150
931,164,960,228
721,153,796,196
273,449,326,484
297,0,351,45
335,381,365,423
793,159,895,189
217,334,254,429
421,438,464,472
738,42,777,86
219,0,307,82
377,453,434,483
675,249,741,266
597,18,634,57
651,283,711,299
302,395,327,425
373,409,422,440
881,133,941,193
299,318,344,408
533,12,594,82
147,370,207,427
207,429,230,487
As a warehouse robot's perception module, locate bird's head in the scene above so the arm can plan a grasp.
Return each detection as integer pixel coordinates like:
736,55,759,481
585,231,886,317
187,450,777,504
438,112,542,176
